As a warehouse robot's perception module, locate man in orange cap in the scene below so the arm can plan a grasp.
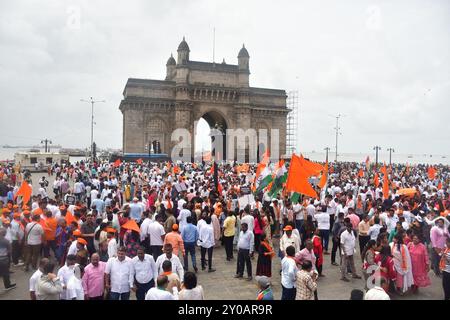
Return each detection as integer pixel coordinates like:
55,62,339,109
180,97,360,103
280,224,300,258
163,224,185,257
24,213,44,272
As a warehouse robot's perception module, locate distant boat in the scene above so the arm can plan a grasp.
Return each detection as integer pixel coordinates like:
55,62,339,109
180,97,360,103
408,155,413,158
442,156,447,159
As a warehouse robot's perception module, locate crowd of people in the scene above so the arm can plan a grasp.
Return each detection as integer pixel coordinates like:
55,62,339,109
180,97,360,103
0,158,449,300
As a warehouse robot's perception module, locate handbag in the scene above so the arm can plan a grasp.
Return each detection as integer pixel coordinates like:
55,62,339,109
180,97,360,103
439,248,449,272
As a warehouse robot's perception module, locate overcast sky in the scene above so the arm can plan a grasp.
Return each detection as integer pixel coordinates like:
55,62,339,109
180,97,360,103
1,0,449,155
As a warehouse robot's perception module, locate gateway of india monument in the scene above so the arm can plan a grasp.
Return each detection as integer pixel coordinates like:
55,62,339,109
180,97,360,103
119,37,289,162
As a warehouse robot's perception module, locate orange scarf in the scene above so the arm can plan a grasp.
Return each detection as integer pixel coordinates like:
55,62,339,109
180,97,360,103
392,243,407,271
357,199,363,209
261,241,274,258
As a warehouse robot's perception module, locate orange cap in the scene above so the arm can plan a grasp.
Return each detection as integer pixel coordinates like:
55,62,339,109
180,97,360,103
172,224,179,231
283,225,293,231
23,210,30,215
77,238,87,245
72,230,82,236
13,213,21,219
106,227,116,233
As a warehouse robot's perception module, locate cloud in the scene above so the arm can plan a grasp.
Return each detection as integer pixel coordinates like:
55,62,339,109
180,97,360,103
0,0,449,156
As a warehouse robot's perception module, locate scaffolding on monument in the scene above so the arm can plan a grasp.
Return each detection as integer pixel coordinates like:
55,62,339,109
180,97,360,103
286,90,299,156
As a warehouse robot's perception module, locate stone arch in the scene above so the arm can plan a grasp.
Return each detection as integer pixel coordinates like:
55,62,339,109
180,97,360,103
255,120,271,161
195,109,229,161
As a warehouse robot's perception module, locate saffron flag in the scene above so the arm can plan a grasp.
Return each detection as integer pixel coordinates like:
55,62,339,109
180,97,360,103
14,181,32,205
374,173,379,188
318,162,328,189
217,181,223,194
298,155,324,176
173,166,181,174
438,181,442,190
428,166,437,180
113,159,121,168
358,168,364,178
383,176,389,199
136,158,143,165
285,154,318,199
382,164,390,199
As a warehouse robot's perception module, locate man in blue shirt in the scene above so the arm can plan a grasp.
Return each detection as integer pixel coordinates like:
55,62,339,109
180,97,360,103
181,216,198,272
129,197,144,222
90,194,105,218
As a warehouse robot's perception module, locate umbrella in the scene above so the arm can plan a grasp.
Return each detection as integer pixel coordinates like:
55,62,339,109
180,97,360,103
121,219,140,233
396,188,417,197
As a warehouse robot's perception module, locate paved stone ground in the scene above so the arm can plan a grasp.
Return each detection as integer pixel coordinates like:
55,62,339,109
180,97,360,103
0,173,445,300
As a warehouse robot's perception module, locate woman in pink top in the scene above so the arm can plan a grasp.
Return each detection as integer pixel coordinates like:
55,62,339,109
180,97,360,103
407,234,431,293
253,210,264,252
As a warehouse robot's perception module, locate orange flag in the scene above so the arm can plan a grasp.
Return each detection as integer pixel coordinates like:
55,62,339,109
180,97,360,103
285,154,318,198
381,163,387,176
428,166,437,180
217,181,223,194
374,173,379,188
113,159,121,167
438,181,442,190
14,181,32,205
358,168,364,178
173,166,181,174
383,175,390,199
318,162,328,189
299,155,324,176
136,158,143,165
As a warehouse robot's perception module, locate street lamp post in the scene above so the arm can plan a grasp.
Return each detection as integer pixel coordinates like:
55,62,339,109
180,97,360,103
80,97,105,162
329,114,344,162
40,139,52,152
387,148,395,166
324,147,330,163
373,146,381,170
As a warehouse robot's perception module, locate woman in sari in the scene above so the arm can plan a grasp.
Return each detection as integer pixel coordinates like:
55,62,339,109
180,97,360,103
407,234,431,293
311,228,324,277
362,240,377,290
390,233,414,295
374,245,397,294
256,233,274,278
261,209,273,248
